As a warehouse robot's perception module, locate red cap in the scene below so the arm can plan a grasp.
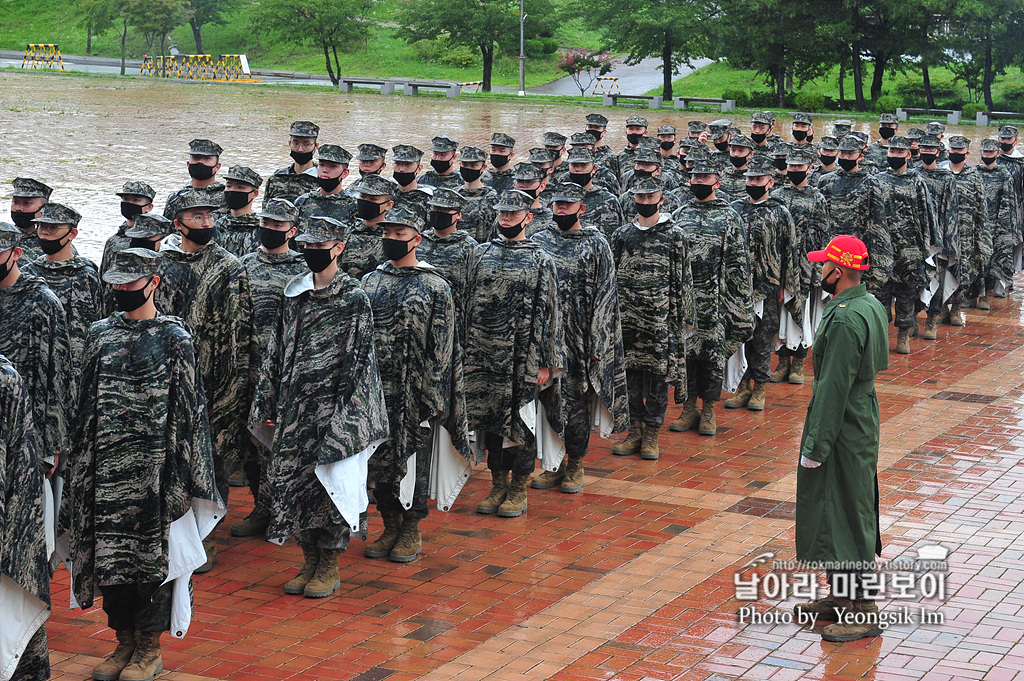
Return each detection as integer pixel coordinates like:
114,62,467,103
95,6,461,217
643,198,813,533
808,234,870,270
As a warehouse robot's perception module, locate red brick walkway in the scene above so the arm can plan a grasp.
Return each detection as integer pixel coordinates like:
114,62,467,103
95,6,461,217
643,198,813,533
48,291,1024,681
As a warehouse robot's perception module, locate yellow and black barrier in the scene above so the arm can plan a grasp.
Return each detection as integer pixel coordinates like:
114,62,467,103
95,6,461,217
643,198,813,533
592,76,620,95
458,81,483,93
21,44,65,70
140,54,259,82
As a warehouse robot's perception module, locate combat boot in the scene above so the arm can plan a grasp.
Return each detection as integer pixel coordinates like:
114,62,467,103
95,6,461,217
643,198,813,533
747,381,767,411
698,399,717,436
724,381,752,409
960,297,975,308
229,509,270,537
922,315,937,340
476,470,509,514
284,543,321,594
895,328,911,354
793,597,843,622
560,454,584,493
92,630,135,681
194,531,217,574
668,396,699,432
304,548,342,598
118,631,162,681
821,599,883,642
769,356,791,383
788,358,806,385
530,456,565,489
364,508,404,559
977,294,991,310
640,423,660,460
227,468,248,487
949,303,964,326
611,420,643,455
497,472,529,517
937,308,950,324
389,517,422,563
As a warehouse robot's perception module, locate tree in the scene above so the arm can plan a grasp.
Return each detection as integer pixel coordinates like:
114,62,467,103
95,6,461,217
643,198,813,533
556,48,614,97
77,0,118,53
126,0,192,76
187,0,235,55
946,0,1024,109
260,0,373,87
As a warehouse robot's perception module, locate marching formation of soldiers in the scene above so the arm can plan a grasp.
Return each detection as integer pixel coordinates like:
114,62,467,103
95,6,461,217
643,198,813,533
2,110,1023,681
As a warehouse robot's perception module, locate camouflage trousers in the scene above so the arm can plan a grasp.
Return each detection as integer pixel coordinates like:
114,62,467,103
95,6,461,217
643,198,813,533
484,431,536,476
626,369,669,427
244,442,271,517
744,298,781,384
563,389,596,458
876,280,919,328
372,426,434,520
11,625,49,681
99,581,173,633
686,356,724,403
297,522,352,551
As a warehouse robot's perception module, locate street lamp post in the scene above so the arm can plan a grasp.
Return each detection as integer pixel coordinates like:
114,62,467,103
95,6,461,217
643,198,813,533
518,0,526,96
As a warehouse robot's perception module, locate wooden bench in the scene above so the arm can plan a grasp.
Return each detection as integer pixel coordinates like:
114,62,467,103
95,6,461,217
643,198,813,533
602,94,663,109
673,96,735,112
338,77,395,94
976,110,1024,126
896,107,961,125
399,80,461,98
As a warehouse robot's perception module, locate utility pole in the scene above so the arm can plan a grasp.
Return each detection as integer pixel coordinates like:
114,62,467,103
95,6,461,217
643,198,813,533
518,0,527,96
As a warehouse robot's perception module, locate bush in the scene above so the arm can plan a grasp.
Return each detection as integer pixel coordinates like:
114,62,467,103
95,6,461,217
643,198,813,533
962,102,987,119
525,39,545,57
794,92,826,112
412,38,441,62
439,45,477,68
746,90,777,108
896,73,959,101
541,38,559,54
411,35,477,68
874,94,903,114
1002,81,1024,106
722,88,747,106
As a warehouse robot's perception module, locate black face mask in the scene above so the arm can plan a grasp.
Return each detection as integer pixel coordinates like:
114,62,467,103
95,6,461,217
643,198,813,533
129,237,159,250
553,212,579,230
291,149,315,165
39,231,70,255
490,153,510,168
838,157,859,172
819,154,837,167
223,190,253,211
382,236,416,261
730,155,748,168
690,183,715,201
259,227,291,250
11,211,36,229
792,130,808,142
746,184,769,200
1000,142,1015,152
911,148,920,157
187,163,216,180
821,268,841,295
430,159,452,174
948,152,967,165
393,171,416,187
569,171,593,187
633,169,653,179
714,140,730,152
359,167,382,179
518,187,538,200
888,156,908,171
429,211,455,231
498,219,526,239
120,201,146,220
920,152,938,166
626,133,643,145
773,158,788,171
635,201,660,218
303,247,336,273
586,129,604,142
317,175,342,193
983,155,999,166
787,170,808,185
356,198,386,220
0,250,13,281
113,278,154,312
460,167,483,183
751,132,767,144
660,140,675,151
185,226,216,246
879,127,896,140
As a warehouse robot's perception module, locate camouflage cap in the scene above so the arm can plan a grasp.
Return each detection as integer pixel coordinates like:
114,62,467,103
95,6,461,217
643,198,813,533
102,247,162,285
33,202,81,226
351,173,397,197
729,134,755,150
925,121,945,135
772,142,792,156
172,188,221,214
751,111,775,125
793,112,813,125
459,146,488,163
10,177,53,199
918,135,943,149
847,131,868,145
687,121,707,133
637,136,660,150
223,165,263,188
838,136,864,152
491,132,516,149
355,144,388,161
906,128,926,140
888,136,912,150
549,182,585,203
786,148,817,166
391,144,424,163
981,138,1001,151
947,135,970,149
832,120,854,134
585,113,609,127
0,222,23,250
257,198,300,223
188,139,223,157
878,113,899,124
513,162,547,181
688,159,721,176
427,187,465,210
570,132,597,146
658,124,677,135
687,145,711,162
430,136,459,153
289,121,319,138
116,180,156,200
625,115,649,128
542,131,568,147
628,176,665,194
998,125,1019,138
528,147,559,164
678,137,697,149
295,215,346,243
743,160,776,177
634,148,663,166
567,147,595,164
493,189,535,212
318,144,352,165
380,206,426,233
818,136,840,151
708,119,732,137
125,213,173,239
727,126,742,136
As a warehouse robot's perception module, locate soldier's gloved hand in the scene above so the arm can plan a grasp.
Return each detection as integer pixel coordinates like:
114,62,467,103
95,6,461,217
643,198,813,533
800,455,821,469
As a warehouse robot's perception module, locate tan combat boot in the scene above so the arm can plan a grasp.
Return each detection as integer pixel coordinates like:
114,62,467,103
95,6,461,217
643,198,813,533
724,381,752,409
530,456,565,489
560,454,584,494
389,517,422,563
229,510,270,538
640,423,660,460
304,548,342,598
769,356,791,383
960,297,975,308
921,315,937,340
364,508,404,559
194,531,217,574
789,357,806,384
949,303,964,326
698,399,717,436
977,294,991,310
668,397,699,432
793,597,843,622
497,472,529,517
118,631,162,681
476,470,509,514
895,328,911,354
92,630,135,681
747,381,767,411
612,420,643,456
821,599,883,642
284,543,321,594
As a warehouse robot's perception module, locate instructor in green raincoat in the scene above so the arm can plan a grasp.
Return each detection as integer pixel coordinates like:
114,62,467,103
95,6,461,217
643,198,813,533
793,234,889,643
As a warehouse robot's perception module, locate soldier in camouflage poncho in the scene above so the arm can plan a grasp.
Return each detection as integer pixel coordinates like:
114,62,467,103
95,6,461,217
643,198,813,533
614,116,649,182
418,136,462,190
216,166,264,257
361,208,469,563
914,136,959,333
456,147,499,243
516,163,556,238
7,177,52,264
809,136,839,187
584,113,621,180
620,149,681,194
390,144,434,220
611,177,692,458
344,173,397,279
465,190,565,519
976,139,1019,301
417,188,480,337
261,121,321,208
68,248,222,681
562,147,624,241
1,356,50,681
482,132,517,194
101,181,157,315
162,139,226,219
251,217,389,598
995,125,1024,297
294,144,357,231
865,113,899,169
532,182,628,491
720,135,755,200
750,111,777,166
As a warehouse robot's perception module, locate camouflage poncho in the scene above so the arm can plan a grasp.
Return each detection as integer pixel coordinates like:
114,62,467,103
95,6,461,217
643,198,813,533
579,186,624,241
394,187,433,221
99,224,131,315
524,207,556,238
295,190,357,230
215,211,261,257
458,186,498,244
251,272,389,545
977,163,1018,284
482,168,515,194
263,169,319,208
868,169,940,288
239,248,308,370
11,229,44,263
68,313,219,606
417,170,462,190
948,166,992,285
340,221,385,280
914,167,958,264
416,229,479,337
771,184,834,296
818,169,893,290
729,196,802,318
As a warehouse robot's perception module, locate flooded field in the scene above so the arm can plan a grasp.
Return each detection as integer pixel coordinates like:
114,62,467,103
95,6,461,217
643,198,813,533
0,71,1005,263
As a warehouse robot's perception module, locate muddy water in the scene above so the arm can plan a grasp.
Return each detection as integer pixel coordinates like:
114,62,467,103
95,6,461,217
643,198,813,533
0,71,1005,263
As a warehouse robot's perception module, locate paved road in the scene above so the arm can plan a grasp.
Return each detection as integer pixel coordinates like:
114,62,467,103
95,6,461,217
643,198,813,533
527,56,713,96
